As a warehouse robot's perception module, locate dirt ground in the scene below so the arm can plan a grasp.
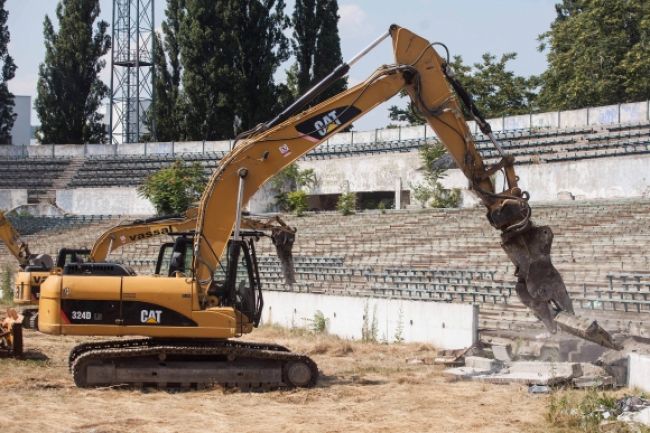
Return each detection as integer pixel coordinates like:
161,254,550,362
0,326,560,433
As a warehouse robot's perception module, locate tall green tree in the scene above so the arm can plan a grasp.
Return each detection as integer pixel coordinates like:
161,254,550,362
389,53,539,125
538,0,650,110
231,0,289,130
35,0,110,144
292,0,318,96
312,0,346,104
147,0,185,141
178,0,239,140
291,0,347,105
0,0,16,145
179,0,290,140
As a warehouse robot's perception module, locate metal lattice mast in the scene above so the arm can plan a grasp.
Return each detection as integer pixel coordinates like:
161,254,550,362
110,0,154,144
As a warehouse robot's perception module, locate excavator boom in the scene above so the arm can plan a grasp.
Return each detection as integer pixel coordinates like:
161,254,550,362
192,25,617,348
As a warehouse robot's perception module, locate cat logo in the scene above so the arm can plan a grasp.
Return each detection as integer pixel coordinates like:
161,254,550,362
140,309,163,324
295,106,362,142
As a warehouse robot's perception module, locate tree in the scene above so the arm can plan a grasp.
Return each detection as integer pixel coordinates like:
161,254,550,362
231,0,290,130
137,160,206,215
0,0,16,145
179,0,289,140
410,142,460,209
538,0,650,110
291,0,347,105
270,163,316,213
147,0,185,141
312,0,346,104
389,54,539,125
178,1,238,141
35,0,110,144
292,0,318,96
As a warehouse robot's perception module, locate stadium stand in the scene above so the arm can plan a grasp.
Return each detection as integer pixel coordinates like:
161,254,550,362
3,200,646,338
0,119,646,190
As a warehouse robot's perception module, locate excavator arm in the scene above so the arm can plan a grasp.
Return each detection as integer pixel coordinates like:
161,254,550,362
0,211,32,269
191,25,617,348
90,208,297,283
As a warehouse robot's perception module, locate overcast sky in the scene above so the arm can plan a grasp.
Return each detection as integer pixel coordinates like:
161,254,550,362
6,0,557,131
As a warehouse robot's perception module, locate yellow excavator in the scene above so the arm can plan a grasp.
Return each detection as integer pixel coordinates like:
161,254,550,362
1,209,295,356
6,25,617,387
0,211,89,355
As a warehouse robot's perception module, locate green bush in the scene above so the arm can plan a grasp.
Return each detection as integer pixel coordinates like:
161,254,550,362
311,310,328,333
271,164,316,211
137,160,206,215
410,142,461,209
337,192,357,216
287,190,308,216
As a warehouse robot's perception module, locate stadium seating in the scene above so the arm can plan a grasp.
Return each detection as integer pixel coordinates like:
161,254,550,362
1,199,648,335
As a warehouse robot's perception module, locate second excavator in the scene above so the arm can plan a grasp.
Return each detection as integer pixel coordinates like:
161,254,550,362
28,24,618,389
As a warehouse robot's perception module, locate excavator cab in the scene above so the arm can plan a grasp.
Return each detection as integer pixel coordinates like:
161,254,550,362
154,233,263,327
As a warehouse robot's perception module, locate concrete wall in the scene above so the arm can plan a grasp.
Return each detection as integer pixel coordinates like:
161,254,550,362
11,96,31,146
628,353,650,392
2,99,648,159
0,189,27,210
56,188,155,215
261,291,478,349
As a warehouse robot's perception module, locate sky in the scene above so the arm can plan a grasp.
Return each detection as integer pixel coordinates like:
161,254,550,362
5,0,558,131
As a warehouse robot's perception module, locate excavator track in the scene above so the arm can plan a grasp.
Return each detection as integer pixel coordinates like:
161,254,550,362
70,339,317,390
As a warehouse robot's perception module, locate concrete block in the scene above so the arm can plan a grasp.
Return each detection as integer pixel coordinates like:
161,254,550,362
508,361,582,377
629,353,650,393
492,345,513,362
465,356,502,371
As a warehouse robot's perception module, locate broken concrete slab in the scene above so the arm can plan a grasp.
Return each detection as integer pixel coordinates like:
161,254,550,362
492,344,513,362
478,361,581,386
444,358,583,386
443,356,503,381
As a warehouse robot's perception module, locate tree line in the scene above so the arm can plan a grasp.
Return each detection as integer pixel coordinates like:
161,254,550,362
0,0,648,144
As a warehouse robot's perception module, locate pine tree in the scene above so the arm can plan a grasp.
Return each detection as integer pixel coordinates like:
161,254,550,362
0,0,16,145
312,0,346,105
538,0,650,110
178,0,240,140
35,0,110,144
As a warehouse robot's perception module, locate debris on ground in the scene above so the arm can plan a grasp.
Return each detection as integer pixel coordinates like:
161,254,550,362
528,384,550,394
444,356,590,386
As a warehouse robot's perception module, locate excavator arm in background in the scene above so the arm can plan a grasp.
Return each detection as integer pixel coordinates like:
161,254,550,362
191,25,618,349
90,208,297,283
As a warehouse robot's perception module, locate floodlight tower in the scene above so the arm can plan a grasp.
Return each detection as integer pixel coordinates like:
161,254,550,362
109,0,155,144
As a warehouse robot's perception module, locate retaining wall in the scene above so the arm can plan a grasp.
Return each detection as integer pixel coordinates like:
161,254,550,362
260,291,478,349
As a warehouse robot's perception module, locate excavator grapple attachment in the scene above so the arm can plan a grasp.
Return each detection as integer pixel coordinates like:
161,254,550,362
501,225,620,349
0,308,24,357
501,225,573,331
271,227,297,285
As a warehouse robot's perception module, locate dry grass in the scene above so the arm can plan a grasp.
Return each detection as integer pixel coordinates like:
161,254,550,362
0,325,571,433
